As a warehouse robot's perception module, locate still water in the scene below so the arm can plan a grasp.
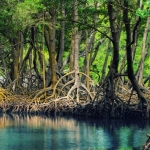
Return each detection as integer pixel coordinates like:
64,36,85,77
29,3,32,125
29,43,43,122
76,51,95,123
0,114,149,150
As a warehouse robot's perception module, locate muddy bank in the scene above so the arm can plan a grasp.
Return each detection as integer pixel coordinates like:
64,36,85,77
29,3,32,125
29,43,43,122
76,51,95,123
0,100,148,119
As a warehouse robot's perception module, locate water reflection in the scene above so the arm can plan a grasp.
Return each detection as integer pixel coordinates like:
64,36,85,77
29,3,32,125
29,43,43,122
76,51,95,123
0,114,149,150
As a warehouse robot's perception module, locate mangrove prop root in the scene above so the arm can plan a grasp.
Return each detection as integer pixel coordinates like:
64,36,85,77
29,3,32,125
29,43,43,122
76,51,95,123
142,134,150,150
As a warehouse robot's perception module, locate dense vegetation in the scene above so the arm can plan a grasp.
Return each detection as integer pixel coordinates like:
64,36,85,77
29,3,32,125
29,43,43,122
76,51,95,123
0,0,150,119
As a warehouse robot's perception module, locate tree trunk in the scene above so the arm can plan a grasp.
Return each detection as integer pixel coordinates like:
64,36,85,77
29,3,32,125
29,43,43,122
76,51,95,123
20,27,34,74
11,31,22,81
89,37,106,67
85,30,91,91
73,0,80,103
108,0,119,73
138,17,150,86
57,3,65,72
123,0,147,108
45,11,57,88
103,0,120,99
100,39,111,85
19,32,24,72
69,29,75,72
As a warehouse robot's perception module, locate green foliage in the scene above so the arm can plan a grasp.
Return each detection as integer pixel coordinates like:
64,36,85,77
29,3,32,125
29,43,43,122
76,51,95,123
13,0,45,29
0,0,150,86
136,1,150,18
0,0,16,35
0,0,45,37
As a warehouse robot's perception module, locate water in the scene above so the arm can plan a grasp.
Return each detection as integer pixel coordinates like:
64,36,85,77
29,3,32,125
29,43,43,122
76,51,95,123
0,114,149,150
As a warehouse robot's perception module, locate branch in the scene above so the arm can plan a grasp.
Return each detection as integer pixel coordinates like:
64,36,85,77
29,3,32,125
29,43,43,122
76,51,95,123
128,17,141,47
58,18,113,41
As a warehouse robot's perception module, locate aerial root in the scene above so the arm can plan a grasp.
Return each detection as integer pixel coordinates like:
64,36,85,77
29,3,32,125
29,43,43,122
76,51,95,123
32,71,97,104
142,134,150,150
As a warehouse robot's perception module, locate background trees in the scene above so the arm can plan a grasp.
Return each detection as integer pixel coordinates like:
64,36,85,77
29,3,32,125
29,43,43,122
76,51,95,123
0,0,150,108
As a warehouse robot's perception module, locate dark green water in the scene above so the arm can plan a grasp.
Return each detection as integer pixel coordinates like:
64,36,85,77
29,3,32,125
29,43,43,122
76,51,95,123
0,114,149,150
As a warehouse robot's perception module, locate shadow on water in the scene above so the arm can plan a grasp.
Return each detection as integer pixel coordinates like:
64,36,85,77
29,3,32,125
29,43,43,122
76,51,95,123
0,113,149,150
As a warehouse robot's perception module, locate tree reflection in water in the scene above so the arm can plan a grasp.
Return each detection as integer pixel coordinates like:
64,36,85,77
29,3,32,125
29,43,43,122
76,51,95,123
0,114,149,150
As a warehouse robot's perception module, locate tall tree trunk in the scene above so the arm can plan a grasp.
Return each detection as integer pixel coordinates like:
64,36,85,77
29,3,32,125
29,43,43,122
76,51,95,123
73,0,80,102
131,0,143,61
108,0,119,73
19,32,24,72
138,17,150,86
67,0,83,103
45,11,57,88
11,31,22,81
20,27,34,74
81,31,96,82
57,2,65,72
69,30,75,72
123,0,147,108
32,26,42,83
100,39,111,84
103,0,120,99
89,37,106,66
85,30,91,91
42,14,46,91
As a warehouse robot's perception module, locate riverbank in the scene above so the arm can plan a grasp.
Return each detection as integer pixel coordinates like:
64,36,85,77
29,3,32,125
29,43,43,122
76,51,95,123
0,86,149,119
0,98,148,119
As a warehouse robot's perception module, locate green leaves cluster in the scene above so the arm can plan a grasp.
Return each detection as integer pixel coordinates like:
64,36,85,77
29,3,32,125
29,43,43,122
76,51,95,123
0,0,45,37
136,1,150,18
13,0,45,29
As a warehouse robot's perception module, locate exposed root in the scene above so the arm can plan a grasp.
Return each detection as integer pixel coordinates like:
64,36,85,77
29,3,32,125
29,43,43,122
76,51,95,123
142,134,150,150
0,77,150,119
33,71,97,104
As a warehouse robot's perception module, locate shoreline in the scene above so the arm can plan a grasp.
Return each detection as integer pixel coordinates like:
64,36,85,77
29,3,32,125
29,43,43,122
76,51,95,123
0,100,148,119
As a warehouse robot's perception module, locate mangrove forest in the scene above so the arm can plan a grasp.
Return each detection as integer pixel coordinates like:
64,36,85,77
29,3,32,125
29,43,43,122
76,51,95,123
0,0,150,119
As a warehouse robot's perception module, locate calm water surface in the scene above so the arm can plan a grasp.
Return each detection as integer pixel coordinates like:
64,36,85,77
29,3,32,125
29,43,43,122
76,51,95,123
0,114,149,150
